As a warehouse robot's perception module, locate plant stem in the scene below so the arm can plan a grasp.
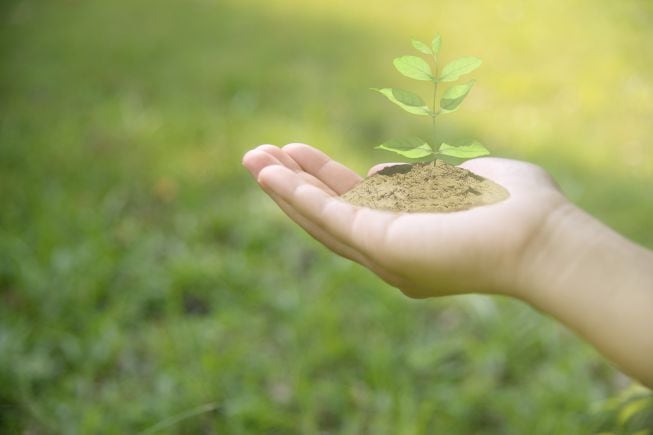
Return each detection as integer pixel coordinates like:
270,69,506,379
431,55,439,151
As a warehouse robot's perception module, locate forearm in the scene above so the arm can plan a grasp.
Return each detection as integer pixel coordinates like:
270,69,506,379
518,202,653,388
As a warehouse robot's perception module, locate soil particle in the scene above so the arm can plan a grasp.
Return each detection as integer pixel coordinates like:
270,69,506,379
341,160,509,213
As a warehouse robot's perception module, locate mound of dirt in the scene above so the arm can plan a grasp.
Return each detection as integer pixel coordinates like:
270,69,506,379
341,160,509,213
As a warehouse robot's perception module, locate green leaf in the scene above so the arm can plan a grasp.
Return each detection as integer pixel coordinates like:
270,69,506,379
439,57,482,82
431,34,442,57
437,141,489,158
411,38,432,55
440,80,475,113
376,137,434,159
372,88,431,116
393,56,434,81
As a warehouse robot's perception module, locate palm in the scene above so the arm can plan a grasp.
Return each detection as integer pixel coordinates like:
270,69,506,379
243,144,567,298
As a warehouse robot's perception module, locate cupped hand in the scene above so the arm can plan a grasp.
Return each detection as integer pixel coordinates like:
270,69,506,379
242,143,569,299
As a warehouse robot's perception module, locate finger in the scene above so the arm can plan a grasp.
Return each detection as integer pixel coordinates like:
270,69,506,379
257,144,341,195
245,148,337,195
282,143,362,195
258,164,360,245
247,152,364,262
242,148,280,179
263,190,368,265
367,162,406,177
261,182,409,289
257,165,398,258
255,144,303,172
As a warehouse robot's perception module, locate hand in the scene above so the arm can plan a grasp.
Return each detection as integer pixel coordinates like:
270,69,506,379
242,143,568,299
243,144,653,386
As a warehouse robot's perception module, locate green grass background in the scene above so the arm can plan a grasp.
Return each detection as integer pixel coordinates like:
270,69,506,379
1,0,653,433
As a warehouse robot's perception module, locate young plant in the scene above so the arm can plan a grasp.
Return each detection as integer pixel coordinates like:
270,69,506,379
373,34,490,160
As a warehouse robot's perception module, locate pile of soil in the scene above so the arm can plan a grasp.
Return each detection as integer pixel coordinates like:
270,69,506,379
341,160,509,213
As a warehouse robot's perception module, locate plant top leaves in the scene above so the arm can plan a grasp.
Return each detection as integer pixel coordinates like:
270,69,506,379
372,34,489,161
411,38,432,55
431,34,442,57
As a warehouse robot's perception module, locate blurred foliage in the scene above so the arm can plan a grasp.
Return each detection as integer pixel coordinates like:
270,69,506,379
0,0,652,433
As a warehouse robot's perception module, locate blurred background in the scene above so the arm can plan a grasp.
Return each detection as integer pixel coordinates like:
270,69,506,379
1,0,652,433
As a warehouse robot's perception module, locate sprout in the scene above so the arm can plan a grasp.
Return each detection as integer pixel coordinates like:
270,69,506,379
373,34,490,160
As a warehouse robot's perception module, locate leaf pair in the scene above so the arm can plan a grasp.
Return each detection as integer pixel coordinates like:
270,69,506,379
393,55,481,83
411,34,441,57
383,43,481,117
374,80,475,115
376,138,490,159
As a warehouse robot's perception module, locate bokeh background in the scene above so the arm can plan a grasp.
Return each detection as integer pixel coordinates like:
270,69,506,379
1,0,653,433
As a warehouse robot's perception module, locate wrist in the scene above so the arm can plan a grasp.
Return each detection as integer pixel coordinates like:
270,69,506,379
512,200,653,386
512,200,591,305
515,200,651,310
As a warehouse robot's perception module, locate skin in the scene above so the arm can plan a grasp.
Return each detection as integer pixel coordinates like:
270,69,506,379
242,143,653,388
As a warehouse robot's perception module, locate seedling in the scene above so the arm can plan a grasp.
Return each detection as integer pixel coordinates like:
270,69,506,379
373,34,490,160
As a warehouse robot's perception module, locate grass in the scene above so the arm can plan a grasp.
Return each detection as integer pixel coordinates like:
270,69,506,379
1,0,652,433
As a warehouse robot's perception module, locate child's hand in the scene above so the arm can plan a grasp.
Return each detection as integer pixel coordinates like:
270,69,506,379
242,143,566,299
243,143,653,388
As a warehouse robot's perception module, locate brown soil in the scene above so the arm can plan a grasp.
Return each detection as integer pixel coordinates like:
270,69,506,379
341,160,509,213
